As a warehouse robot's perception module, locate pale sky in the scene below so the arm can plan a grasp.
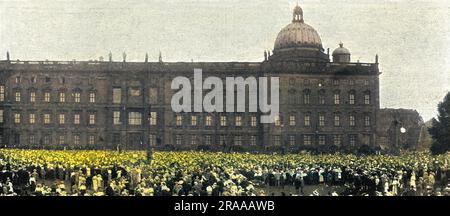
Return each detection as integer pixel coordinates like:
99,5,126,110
0,0,449,121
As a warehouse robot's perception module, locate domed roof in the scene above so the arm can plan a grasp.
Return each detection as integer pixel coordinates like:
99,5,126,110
332,42,350,56
274,5,323,51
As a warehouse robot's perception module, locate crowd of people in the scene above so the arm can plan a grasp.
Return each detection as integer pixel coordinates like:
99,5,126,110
0,149,449,196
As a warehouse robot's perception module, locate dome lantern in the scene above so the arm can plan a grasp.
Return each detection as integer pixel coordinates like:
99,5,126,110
332,42,351,63
292,4,304,23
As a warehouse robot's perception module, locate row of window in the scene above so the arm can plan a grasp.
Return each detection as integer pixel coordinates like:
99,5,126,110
174,114,371,127
292,90,371,105
7,133,365,147
174,134,363,146
3,90,96,103
289,79,370,87
0,86,158,104
0,110,371,127
0,111,158,126
12,134,97,145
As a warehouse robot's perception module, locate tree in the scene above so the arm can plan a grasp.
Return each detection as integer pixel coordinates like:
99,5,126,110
428,92,450,154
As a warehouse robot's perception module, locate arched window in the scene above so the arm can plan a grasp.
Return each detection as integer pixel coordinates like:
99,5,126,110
333,90,340,105
318,89,325,105
303,89,311,105
348,90,356,105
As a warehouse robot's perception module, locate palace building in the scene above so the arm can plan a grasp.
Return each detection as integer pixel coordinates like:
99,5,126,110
0,5,383,152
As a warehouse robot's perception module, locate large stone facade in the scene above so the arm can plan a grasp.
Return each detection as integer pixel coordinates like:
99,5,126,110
0,5,382,152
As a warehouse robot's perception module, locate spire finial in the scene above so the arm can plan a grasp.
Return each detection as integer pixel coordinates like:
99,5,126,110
109,51,112,62
122,51,127,62
145,53,149,63
159,51,163,63
6,51,10,61
339,41,343,48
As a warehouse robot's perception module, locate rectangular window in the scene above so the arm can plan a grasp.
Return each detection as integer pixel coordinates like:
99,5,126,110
251,116,257,127
333,135,342,146
319,135,326,145
0,110,3,123
365,115,371,126
31,76,36,83
334,115,340,126
220,115,227,126
191,115,197,126
304,115,311,126
59,135,65,145
190,135,197,145
0,85,4,102
59,114,65,124
44,92,51,102
89,114,96,125
289,135,295,145
349,93,355,105
289,115,296,126
74,135,80,145
250,136,257,146
44,114,50,124
175,135,182,145
149,134,156,146
112,88,121,104
364,94,370,105
113,111,121,125
204,135,211,145
334,93,340,105
43,135,50,145
74,92,81,103
15,76,21,84
319,114,325,127
14,113,20,124
150,112,157,126
303,135,312,145
15,91,21,102
349,115,355,127
59,92,65,102
333,79,339,85
176,115,183,126
29,113,36,124
128,112,141,125
273,135,280,145
234,135,242,145
349,135,356,146
235,116,242,126
30,92,36,103
89,92,96,103
29,135,36,145
205,115,212,126
88,135,95,145
364,80,369,86
74,114,80,125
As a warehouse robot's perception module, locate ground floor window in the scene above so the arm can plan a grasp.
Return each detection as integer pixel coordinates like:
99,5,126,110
303,135,312,145
175,135,182,145
234,135,242,145
204,135,211,145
